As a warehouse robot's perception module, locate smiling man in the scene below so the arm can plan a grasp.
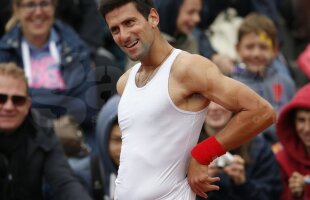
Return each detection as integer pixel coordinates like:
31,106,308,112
0,63,92,200
99,1,276,199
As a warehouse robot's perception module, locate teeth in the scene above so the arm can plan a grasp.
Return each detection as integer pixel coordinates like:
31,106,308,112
125,41,138,48
33,19,44,25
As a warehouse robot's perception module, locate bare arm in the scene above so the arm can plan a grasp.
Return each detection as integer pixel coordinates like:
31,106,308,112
183,54,276,150
182,54,276,198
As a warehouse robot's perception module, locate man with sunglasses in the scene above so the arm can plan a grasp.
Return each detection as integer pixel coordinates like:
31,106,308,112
0,63,92,200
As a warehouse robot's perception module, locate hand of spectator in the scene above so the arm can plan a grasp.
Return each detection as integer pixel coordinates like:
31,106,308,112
211,53,235,76
223,155,246,185
187,157,220,199
207,160,222,177
289,172,306,198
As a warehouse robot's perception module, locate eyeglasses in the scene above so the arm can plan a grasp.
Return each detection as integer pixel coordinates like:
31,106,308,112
0,93,28,107
18,1,53,13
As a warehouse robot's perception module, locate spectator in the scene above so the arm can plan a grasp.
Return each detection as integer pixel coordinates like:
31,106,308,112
276,83,310,200
197,102,282,200
0,0,98,152
196,0,286,75
0,62,92,200
232,13,295,143
96,95,121,200
155,0,202,53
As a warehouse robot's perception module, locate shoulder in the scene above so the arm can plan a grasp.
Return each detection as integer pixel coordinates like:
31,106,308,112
0,25,20,49
172,51,218,78
171,51,222,91
117,67,133,95
54,20,88,49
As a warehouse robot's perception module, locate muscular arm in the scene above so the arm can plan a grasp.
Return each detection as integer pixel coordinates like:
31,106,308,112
181,53,276,198
182,54,276,150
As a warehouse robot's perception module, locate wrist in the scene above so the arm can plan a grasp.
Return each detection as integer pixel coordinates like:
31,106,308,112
191,136,227,165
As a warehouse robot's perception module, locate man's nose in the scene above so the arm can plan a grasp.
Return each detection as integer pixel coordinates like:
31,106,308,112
2,99,15,110
119,28,131,43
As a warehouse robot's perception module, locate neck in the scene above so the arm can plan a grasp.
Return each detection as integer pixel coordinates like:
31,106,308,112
24,33,49,48
140,33,173,70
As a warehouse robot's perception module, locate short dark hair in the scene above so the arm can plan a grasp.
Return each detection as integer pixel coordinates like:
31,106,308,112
237,13,277,47
99,0,154,20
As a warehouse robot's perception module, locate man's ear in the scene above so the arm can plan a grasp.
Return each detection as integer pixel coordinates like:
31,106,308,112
148,8,159,28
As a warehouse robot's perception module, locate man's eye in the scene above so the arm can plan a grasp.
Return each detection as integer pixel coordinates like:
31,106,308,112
111,28,119,34
125,20,134,26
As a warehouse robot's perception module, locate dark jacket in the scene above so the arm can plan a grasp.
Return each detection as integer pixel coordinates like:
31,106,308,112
0,20,98,135
197,136,282,200
96,95,120,199
55,0,104,52
276,83,310,200
0,110,92,200
0,0,11,37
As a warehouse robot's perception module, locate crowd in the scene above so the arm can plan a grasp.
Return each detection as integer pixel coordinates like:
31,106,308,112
0,0,309,200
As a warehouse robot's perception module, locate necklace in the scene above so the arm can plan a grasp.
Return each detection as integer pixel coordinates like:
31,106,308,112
137,47,174,87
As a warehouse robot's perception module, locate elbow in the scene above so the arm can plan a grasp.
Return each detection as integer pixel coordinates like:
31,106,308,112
261,102,277,127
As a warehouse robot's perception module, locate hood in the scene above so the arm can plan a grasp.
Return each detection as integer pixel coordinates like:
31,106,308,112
276,83,310,165
96,95,120,175
155,0,182,37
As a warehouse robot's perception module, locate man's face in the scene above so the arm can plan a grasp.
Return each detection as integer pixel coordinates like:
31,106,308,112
295,109,310,148
105,3,158,61
236,32,276,74
0,75,31,134
109,124,122,166
176,0,202,34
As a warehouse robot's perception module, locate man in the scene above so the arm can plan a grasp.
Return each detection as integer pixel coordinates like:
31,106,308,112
99,0,276,199
0,62,92,200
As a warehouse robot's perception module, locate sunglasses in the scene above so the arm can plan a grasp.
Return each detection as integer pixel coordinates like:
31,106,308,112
0,93,28,107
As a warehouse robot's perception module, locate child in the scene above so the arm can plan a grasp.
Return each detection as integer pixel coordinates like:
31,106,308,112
96,95,121,200
276,83,310,200
233,13,296,143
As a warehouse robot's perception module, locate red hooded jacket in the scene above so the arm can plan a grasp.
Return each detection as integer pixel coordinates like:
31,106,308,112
276,83,310,200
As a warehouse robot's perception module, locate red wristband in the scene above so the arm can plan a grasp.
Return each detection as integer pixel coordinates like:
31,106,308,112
191,136,226,165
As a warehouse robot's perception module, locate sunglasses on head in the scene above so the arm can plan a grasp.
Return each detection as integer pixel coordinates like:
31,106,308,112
0,93,28,107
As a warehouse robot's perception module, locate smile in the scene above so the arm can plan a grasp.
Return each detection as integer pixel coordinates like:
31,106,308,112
125,40,138,49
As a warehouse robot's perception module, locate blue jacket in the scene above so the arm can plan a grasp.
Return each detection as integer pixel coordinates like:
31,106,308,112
197,136,282,200
0,20,97,134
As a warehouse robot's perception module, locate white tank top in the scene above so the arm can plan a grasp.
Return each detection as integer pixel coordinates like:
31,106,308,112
116,49,206,200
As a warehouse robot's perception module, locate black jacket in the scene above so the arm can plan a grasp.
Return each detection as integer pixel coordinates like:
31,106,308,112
0,110,92,200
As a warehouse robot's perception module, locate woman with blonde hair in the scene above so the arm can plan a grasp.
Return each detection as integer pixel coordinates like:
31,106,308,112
0,0,98,152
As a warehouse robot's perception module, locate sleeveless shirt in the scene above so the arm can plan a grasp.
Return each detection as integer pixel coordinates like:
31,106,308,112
116,49,207,200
